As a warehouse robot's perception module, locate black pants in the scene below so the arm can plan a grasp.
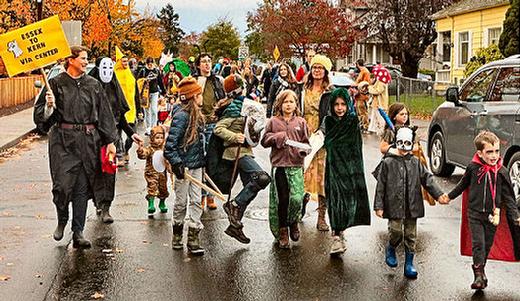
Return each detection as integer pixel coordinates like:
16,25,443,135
275,167,289,227
116,123,136,157
57,166,91,232
469,211,497,265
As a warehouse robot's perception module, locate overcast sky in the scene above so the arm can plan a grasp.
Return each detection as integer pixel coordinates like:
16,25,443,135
136,0,260,37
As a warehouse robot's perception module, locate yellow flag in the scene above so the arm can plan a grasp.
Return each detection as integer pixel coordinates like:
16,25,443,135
273,45,280,62
0,15,71,77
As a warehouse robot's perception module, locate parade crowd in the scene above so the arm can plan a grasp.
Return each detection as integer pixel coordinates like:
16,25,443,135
33,46,520,291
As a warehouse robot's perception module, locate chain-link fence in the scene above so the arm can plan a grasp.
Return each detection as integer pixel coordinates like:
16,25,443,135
391,75,445,116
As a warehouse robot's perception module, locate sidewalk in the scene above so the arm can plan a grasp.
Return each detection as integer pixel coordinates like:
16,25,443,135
0,107,36,151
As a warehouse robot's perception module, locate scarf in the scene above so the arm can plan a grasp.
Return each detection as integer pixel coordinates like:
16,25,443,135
471,153,502,209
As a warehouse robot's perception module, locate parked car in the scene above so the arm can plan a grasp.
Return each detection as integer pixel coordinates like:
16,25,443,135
427,54,520,199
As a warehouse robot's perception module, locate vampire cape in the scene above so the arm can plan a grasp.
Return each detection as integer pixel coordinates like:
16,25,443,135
33,72,118,211
460,155,520,262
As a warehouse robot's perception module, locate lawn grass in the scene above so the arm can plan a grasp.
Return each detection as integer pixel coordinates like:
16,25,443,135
389,94,445,118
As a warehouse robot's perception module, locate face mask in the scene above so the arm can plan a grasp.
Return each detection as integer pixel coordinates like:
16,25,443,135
99,58,114,83
395,127,414,151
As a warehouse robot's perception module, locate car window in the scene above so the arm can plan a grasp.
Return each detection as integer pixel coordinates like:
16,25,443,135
489,67,520,102
459,69,498,102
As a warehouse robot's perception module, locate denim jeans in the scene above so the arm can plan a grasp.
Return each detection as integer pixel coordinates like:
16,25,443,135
233,156,265,209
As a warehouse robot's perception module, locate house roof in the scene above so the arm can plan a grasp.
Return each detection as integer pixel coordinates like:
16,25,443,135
431,0,509,20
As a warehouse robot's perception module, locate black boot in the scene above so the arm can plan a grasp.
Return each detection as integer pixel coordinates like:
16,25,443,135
224,225,251,244
53,222,67,241
223,201,243,228
72,231,91,249
100,206,114,224
187,228,205,256
471,264,487,290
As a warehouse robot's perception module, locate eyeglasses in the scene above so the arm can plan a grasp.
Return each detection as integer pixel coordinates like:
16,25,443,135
312,65,324,70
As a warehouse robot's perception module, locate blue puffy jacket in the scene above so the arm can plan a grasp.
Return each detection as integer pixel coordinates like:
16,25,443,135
164,104,205,169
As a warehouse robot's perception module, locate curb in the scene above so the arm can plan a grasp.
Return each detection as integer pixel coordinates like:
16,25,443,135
0,128,37,152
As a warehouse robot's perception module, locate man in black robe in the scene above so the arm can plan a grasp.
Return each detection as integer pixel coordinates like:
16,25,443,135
89,57,143,223
34,46,118,248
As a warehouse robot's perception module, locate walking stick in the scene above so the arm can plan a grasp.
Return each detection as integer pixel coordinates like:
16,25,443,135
204,172,223,196
184,169,225,201
226,117,246,204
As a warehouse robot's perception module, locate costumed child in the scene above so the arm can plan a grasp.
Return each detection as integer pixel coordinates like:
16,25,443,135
446,131,520,290
261,89,310,249
214,74,270,244
164,77,206,255
137,125,169,216
374,126,447,279
323,88,371,255
367,68,389,135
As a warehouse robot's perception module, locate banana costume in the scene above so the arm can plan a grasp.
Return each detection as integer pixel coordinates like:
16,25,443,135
114,46,138,124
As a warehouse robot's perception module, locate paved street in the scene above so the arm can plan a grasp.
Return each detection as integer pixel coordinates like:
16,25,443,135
1,127,520,301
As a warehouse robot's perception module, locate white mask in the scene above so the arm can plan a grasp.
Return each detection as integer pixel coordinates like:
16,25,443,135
99,58,114,83
395,127,414,151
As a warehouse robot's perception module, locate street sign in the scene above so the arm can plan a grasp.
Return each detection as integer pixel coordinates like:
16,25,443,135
0,15,71,77
273,45,280,62
238,46,249,60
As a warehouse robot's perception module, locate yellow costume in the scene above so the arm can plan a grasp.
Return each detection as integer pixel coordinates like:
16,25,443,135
114,46,138,124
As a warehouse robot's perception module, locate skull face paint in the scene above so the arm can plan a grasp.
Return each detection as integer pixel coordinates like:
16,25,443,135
395,127,414,151
99,57,114,83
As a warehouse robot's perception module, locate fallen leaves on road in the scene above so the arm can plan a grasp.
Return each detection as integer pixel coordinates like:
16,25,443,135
115,248,124,253
91,292,105,299
142,240,152,244
162,243,169,247
101,249,113,254
34,274,42,278
136,268,145,273
6,262,14,266
0,256,4,261
0,275,11,281
0,133,41,164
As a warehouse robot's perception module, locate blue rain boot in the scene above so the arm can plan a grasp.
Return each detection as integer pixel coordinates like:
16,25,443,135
385,244,398,267
404,251,418,279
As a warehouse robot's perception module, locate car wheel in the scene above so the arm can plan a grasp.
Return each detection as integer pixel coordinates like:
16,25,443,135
508,152,520,202
429,131,455,177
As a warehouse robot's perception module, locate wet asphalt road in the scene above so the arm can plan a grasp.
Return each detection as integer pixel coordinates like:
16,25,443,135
1,131,520,301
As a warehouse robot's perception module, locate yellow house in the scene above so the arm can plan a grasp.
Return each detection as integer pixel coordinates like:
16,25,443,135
431,0,510,87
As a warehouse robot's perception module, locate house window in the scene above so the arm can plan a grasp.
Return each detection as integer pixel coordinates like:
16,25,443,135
442,32,451,62
488,28,501,45
459,32,469,65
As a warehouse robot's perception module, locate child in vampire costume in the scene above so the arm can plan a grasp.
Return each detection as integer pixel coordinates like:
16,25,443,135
89,57,142,223
447,131,520,290
374,126,445,278
33,46,118,248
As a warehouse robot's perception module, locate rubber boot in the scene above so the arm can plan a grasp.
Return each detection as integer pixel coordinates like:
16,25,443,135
278,227,290,249
72,231,91,249
385,244,398,267
301,193,310,218
147,196,156,215
289,222,300,242
206,196,217,210
100,206,114,224
53,222,67,241
316,196,330,231
223,201,243,228
224,225,251,244
158,199,168,213
187,228,205,255
404,251,418,279
471,264,487,290
171,224,183,250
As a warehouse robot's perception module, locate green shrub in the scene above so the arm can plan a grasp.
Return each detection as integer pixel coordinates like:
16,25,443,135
464,44,504,77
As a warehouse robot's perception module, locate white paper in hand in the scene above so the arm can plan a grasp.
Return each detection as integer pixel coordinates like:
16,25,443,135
304,130,325,172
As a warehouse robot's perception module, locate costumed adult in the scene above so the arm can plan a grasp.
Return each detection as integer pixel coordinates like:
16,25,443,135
114,46,141,166
367,66,390,135
324,88,370,254
300,54,334,231
89,57,143,223
33,46,118,248
195,53,226,210
267,62,299,117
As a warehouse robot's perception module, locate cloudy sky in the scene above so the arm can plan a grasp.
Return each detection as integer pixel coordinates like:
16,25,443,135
137,0,260,37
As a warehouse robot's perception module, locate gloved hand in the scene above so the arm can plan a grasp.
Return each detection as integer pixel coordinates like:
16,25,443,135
172,162,185,180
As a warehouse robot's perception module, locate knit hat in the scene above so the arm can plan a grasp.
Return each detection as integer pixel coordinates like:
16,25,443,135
177,76,202,102
223,74,244,96
310,54,332,72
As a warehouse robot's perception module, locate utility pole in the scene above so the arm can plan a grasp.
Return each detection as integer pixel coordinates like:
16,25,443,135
36,0,43,21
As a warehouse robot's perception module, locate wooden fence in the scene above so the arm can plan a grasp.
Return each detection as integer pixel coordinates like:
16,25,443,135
0,75,42,109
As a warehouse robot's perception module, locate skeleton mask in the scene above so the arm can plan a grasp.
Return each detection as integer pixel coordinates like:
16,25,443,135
99,58,114,83
395,127,414,151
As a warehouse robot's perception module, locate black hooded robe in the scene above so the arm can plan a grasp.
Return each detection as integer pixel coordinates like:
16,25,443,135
34,72,118,215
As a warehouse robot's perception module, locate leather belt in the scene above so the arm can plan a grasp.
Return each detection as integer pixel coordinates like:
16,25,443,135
58,123,96,133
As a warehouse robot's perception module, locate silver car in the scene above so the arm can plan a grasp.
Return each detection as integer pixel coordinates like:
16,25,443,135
427,55,520,199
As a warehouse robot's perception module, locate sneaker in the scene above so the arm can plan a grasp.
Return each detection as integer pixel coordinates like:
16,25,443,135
330,236,346,255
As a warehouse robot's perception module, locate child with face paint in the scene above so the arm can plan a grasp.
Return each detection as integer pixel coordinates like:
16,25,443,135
445,131,520,290
322,88,371,255
374,126,448,279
